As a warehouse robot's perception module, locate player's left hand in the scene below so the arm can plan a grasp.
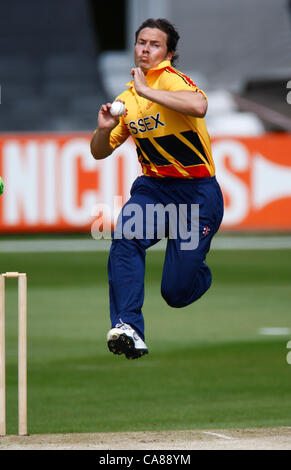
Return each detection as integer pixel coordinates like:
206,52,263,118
131,67,149,97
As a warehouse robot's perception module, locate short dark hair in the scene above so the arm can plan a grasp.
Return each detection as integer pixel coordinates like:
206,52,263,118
135,18,180,66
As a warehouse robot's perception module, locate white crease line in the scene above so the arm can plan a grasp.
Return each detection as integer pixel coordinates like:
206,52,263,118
259,328,291,336
202,431,233,440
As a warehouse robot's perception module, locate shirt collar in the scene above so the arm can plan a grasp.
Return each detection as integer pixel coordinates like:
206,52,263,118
125,60,171,87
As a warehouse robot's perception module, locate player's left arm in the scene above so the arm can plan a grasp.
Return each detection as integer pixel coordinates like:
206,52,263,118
131,67,207,118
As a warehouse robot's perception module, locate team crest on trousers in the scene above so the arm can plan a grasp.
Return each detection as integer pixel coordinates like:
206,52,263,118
202,226,211,237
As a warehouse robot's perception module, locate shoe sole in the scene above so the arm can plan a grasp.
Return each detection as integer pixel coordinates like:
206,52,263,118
107,331,148,360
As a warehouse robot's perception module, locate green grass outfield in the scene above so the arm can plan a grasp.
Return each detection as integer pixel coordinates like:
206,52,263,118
2,248,291,434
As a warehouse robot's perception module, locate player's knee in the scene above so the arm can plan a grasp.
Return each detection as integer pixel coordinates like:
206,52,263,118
161,283,189,308
161,273,212,307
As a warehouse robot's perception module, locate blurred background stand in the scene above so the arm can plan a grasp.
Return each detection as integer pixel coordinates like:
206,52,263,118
0,0,291,134
0,0,108,132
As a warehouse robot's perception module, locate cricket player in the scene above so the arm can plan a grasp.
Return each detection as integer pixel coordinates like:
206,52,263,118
90,18,224,359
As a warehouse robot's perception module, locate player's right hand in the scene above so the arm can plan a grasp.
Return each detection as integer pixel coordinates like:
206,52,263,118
97,103,120,131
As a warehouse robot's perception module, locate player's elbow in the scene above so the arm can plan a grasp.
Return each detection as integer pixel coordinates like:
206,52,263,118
91,148,108,160
193,99,207,118
90,141,112,160
188,93,207,118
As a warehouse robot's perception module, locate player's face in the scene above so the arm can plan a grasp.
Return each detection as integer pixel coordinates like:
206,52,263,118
134,27,173,72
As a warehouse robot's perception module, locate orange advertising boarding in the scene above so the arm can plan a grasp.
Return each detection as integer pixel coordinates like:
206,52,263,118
0,132,290,233
212,134,291,230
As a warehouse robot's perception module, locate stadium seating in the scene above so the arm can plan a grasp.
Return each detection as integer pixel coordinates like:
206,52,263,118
0,0,107,132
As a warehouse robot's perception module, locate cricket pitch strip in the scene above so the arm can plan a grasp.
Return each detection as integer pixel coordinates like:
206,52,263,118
0,427,291,450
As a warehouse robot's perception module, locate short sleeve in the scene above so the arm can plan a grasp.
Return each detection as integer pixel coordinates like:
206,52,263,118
109,117,130,151
160,68,207,101
108,92,130,150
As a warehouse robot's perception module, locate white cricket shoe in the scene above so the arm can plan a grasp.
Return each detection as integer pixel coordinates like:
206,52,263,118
107,321,148,359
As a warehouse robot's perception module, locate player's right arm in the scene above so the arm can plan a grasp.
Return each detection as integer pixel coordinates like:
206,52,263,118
90,103,119,159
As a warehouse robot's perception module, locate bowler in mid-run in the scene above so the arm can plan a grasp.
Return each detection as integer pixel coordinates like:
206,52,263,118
90,18,224,359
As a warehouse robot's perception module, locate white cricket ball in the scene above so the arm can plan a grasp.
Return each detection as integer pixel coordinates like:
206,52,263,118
110,101,125,116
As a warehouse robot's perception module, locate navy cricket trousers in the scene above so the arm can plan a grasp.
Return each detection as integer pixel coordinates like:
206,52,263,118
108,175,224,340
